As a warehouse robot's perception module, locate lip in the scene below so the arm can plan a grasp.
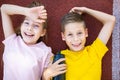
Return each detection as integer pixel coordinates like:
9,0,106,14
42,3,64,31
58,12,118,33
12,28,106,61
24,32,34,37
72,43,81,47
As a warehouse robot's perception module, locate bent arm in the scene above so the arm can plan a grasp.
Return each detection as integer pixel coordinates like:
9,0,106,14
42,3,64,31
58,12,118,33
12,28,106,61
71,7,116,44
1,4,28,39
84,8,116,44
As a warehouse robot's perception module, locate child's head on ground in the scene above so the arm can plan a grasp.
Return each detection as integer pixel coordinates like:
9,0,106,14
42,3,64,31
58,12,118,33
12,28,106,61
61,12,88,52
18,1,47,45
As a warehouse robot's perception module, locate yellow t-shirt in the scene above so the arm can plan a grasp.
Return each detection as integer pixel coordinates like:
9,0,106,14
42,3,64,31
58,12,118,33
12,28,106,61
61,38,108,80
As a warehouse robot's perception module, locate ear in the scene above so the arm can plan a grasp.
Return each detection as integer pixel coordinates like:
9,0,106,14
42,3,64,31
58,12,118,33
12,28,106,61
85,28,88,37
41,29,46,37
61,32,65,41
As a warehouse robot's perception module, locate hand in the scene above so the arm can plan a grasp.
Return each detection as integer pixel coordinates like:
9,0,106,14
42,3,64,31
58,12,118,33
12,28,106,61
43,58,67,80
26,6,47,23
70,7,87,15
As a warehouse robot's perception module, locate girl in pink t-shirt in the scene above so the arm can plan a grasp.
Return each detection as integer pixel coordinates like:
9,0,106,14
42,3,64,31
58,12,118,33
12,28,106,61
1,1,66,80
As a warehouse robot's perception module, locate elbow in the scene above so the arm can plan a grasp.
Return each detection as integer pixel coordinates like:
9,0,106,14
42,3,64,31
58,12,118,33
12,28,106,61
109,16,116,28
111,16,116,23
106,15,116,25
1,4,6,12
1,4,10,13
111,16,116,27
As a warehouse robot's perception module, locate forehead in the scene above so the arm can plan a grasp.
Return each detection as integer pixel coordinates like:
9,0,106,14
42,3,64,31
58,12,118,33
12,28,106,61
24,17,33,22
64,22,85,32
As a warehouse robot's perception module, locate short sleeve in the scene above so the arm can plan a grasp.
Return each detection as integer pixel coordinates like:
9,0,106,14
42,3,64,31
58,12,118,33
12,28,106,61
90,38,108,59
2,34,17,46
44,47,54,68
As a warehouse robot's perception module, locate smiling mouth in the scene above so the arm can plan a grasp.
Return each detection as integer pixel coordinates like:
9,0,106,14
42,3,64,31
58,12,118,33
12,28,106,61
72,43,81,47
24,32,34,37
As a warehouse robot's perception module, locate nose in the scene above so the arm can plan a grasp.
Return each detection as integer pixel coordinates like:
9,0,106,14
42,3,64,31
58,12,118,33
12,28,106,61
73,35,79,41
27,25,33,31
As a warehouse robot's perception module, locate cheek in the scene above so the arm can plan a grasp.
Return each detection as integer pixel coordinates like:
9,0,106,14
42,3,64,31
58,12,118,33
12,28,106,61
20,25,25,31
65,37,72,43
35,31,41,36
35,30,43,36
80,34,86,38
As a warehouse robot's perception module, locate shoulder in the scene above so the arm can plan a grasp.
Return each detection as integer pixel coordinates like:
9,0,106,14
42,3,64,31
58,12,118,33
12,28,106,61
36,42,52,53
86,38,108,59
86,38,108,50
92,38,108,49
40,42,51,49
61,49,69,55
2,34,21,45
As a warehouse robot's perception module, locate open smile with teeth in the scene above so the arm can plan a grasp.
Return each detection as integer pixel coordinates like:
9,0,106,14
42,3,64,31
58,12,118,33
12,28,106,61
24,32,34,37
72,43,81,47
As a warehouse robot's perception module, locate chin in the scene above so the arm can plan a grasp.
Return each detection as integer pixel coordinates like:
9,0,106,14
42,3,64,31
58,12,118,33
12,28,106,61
72,47,84,52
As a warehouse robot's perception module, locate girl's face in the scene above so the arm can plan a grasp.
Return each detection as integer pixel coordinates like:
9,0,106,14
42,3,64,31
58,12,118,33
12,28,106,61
21,17,46,45
61,22,88,52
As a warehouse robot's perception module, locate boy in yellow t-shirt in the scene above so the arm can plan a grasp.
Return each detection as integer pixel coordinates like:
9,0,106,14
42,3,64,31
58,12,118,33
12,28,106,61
42,7,115,80
59,7,115,80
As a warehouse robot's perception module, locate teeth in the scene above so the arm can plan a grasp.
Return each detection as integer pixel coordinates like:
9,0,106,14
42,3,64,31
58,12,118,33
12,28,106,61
25,32,34,37
72,43,81,47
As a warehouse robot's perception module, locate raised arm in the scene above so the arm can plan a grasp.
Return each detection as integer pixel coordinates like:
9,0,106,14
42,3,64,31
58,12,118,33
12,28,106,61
1,4,46,39
70,7,116,45
1,4,28,38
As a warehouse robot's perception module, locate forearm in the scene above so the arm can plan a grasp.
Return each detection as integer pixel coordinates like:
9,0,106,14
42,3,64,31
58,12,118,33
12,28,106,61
1,4,28,16
84,7,115,24
1,4,29,38
84,7,116,44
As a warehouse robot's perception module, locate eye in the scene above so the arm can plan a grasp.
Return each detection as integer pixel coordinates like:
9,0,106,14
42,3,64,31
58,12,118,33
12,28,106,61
33,25,39,29
78,32,82,35
68,33,72,36
23,21,29,26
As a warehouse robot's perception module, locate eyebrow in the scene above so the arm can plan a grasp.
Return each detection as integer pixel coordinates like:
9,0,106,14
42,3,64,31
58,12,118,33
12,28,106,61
24,17,42,25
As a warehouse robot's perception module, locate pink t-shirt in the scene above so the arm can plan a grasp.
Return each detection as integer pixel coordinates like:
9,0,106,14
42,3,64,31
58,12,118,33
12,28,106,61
2,34,53,80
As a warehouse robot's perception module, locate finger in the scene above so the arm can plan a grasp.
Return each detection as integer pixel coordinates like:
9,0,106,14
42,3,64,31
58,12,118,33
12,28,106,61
41,16,47,20
54,58,66,64
39,6,45,10
35,19,46,23
57,66,66,71
39,15,47,20
38,16,47,21
39,9,47,13
54,70,67,76
69,8,75,12
39,11,47,19
70,7,78,12
57,64,66,67
39,13,47,17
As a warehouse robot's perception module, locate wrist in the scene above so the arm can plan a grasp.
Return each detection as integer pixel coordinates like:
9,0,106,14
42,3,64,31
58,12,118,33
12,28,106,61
24,7,29,17
43,69,52,80
83,7,88,13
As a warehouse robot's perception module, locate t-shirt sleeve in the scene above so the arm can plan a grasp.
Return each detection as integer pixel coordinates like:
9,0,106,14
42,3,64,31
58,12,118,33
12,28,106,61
89,38,108,60
44,47,54,68
2,34,17,46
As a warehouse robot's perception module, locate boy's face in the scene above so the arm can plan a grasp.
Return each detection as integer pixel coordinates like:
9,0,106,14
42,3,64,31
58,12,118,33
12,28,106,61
21,17,46,45
61,22,88,52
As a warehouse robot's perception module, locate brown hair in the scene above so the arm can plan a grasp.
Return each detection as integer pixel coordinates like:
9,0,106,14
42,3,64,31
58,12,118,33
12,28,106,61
16,1,48,43
61,12,86,32
29,1,48,43
28,1,43,7
28,1,47,29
